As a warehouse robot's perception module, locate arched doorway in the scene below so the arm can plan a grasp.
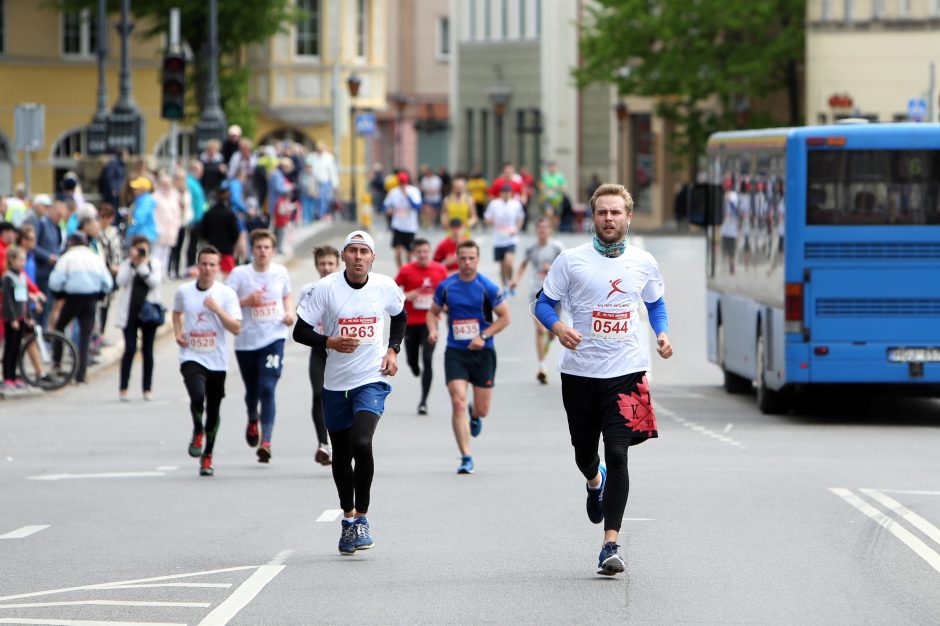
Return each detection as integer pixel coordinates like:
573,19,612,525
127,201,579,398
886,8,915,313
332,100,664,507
257,127,316,151
0,132,14,196
48,126,88,192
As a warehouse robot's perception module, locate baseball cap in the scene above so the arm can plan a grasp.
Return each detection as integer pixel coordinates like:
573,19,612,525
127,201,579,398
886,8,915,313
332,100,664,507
32,193,53,206
343,230,375,253
397,171,410,185
129,176,153,191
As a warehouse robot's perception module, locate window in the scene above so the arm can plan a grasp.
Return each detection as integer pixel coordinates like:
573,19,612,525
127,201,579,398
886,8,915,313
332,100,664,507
437,17,450,60
932,0,940,17
296,0,320,57
873,0,884,18
843,0,854,21
519,0,526,37
356,0,368,58
62,9,97,57
898,0,911,18
485,0,491,39
535,0,541,37
807,150,940,225
821,0,832,20
501,0,508,38
465,109,474,169
469,0,476,40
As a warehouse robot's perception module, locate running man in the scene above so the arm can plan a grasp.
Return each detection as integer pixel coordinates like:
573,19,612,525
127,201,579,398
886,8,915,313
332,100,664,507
510,216,565,384
293,231,407,555
298,245,341,465
483,184,525,293
426,240,511,474
433,218,466,274
173,246,242,477
534,183,672,576
394,238,448,415
384,171,422,268
227,229,294,463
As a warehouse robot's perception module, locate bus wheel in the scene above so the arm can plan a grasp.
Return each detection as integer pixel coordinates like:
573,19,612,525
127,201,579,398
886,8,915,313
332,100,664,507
719,322,751,394
756,329,786,414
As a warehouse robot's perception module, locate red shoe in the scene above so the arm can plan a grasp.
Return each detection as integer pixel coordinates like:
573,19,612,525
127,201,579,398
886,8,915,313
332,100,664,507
257,442,272,463
199,454,214,476
188,433,204,458
245,421,260,447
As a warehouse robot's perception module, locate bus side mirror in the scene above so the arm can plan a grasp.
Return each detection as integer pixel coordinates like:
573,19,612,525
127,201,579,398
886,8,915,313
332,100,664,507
689,183,720,226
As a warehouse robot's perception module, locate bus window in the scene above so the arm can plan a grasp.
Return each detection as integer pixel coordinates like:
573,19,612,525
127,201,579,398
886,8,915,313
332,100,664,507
807,150,940,225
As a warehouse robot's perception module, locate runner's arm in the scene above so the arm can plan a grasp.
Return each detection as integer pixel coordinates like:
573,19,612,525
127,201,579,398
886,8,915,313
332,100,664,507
292,317,328,349
388,309,407,349
534,291,560,331
485,301,511,337
644,297,669,336
426,302,442,344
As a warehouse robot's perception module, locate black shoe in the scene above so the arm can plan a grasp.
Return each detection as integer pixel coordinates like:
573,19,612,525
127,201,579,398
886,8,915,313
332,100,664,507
417,402,428,415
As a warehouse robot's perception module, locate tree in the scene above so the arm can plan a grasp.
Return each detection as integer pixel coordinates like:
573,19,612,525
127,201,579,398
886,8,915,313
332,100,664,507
59,0,302,137
574,0,804,174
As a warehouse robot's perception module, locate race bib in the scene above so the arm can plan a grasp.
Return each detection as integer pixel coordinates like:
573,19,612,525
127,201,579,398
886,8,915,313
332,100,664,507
251,300,279,321
414,294,433,310
189,331,218,352
452,318,480,341
13,283,28,303
590,310,632,342
338,316,379,345
496,223,515,235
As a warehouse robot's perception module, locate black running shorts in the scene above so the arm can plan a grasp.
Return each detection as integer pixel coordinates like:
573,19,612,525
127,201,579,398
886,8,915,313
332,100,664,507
444,347,496,388
560,371,658,445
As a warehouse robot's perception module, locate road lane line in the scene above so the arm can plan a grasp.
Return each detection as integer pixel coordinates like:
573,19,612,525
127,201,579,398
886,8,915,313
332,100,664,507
316,509,342,523
28,472,165,481
0,526,49,539
658,406,747,450
879,489,940,496
0,566,255,602
102,584,232,589
0,620,185,625
830,488,940,574
195,565,284,626
861,489,940,548
724,423,734,433
154,466,178,471
622,518,655,521
0,600,209,609
268,550,293,566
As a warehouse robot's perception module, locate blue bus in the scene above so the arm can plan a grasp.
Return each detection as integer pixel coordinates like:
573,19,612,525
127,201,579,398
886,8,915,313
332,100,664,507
692,123,940,413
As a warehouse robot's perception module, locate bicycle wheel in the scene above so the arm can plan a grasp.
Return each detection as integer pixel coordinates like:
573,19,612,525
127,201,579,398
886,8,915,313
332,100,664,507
18,330,79,391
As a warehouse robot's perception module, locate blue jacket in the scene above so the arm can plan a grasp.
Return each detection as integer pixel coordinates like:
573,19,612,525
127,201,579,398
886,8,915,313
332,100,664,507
31,215,63,276
127,192,159,243
187,174,207,224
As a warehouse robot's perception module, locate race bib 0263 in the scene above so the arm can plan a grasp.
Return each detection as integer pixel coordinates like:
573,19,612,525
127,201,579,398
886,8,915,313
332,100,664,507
338,316,380,344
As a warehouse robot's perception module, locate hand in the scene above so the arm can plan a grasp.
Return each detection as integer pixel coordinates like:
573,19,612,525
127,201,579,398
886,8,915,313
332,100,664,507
405,290,419,302
11,320,19,331
176,331,187,347
282,311,295,326
381,351,399,376
203,296,220,314
34,301,44,314
245,290,265,307
468,335,485,351
49,254,58,264
554,324,582,350
428,327,438,345
657,332,673,359
327,336,360,353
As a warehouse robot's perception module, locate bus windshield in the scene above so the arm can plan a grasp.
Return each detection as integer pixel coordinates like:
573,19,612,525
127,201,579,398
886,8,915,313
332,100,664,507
807,149,940,226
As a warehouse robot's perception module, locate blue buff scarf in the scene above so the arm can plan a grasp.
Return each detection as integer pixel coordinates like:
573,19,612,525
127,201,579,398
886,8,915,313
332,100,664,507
592,235,626,257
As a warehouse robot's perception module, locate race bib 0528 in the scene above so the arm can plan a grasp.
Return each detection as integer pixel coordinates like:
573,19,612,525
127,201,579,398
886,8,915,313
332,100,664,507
189,331,218,352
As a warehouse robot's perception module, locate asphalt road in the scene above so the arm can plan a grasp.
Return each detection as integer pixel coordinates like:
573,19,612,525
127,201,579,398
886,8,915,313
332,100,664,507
2,229,939,625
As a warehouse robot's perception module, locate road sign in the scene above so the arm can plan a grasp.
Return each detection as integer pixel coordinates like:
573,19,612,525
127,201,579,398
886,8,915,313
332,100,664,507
14,104,45,151
355,112,376,137
908,98,927,122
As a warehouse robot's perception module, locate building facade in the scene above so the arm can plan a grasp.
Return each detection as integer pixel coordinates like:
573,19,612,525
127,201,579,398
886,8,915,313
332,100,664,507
806,0,940,124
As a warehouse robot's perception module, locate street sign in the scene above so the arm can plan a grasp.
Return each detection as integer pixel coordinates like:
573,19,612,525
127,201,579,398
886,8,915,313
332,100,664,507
908,98,927,122
355,112,376,137
14,104,45,151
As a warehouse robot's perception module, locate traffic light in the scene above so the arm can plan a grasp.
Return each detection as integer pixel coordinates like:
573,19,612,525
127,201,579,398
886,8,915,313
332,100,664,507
161,51,186,120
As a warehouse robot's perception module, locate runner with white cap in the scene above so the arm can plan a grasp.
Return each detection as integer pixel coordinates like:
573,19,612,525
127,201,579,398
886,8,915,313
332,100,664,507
293,230,407,555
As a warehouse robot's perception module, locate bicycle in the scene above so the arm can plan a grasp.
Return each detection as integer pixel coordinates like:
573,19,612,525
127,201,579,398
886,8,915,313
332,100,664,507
17,310,79,391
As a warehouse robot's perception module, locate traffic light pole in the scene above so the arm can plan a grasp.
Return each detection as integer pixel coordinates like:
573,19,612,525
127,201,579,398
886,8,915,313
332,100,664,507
168,8,180,172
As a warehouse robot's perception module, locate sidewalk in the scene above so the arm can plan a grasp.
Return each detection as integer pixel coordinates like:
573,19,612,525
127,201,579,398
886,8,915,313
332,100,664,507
0,220,350,401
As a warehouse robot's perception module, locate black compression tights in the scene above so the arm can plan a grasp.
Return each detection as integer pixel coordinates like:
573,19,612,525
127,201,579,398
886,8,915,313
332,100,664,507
405,327,434,404
573,437,630,532
329,411,381,514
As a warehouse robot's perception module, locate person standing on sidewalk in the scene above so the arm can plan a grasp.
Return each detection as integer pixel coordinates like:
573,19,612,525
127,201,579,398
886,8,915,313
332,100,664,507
227,229,294,464
115,236,164,401
293,231,407,555
173,246,242,477
426,240,511,475
297,245,340,466
534,183,673,576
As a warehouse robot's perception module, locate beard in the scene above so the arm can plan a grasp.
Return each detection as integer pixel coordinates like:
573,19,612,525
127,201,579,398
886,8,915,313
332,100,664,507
595,223,628,244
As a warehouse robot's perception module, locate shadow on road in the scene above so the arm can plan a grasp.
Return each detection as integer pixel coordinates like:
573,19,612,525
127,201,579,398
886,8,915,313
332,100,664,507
776,395,940,428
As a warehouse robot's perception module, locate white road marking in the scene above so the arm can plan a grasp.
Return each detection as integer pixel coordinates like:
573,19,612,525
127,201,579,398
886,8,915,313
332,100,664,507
0,617,186,626
316,509,342,523
28,472,166,481
658,405,747,450
724,423,734,433
268,550,293,566
861,489,940,547
195,564,284,626
154,466,178,472
830,487,940,574
0,600,210,609
102,584,231,590
878,489,940,496
622,518,655,521
0,526,49,540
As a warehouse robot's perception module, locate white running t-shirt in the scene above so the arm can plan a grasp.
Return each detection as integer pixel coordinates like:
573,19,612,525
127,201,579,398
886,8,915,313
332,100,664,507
384,186,422,233
484,198,525,248
227,263,292,351
173,280,242,371
541,242,664,378
296,272,405,391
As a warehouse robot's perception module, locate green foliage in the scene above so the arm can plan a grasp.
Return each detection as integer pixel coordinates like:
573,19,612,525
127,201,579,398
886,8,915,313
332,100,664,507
575,0,805,170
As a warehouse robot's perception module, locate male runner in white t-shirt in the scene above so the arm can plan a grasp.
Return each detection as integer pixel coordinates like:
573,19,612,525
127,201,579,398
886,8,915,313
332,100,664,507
227,229,294,463
483,184,525,293
293,231,407,555
172,245,242,477
535,183,673,576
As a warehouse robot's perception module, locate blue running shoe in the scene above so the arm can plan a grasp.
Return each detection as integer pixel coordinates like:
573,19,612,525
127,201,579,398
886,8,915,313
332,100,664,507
353,516,374,551
468,404,482,437
457,455,474,474
586,463,607,524
597,542,625,576
338,518,357,555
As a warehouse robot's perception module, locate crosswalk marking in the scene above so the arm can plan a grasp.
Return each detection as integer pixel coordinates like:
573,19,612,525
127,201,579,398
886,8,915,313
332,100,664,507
0,526,49,540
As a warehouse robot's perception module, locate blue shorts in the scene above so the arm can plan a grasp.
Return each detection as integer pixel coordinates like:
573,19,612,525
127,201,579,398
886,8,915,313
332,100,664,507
321,381,392,431
494,245,516,262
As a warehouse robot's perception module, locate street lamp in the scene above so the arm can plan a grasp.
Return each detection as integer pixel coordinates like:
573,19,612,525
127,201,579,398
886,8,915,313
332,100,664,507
486,86,512,173
392,93,409,167
347,74,362,218
614,101,629,184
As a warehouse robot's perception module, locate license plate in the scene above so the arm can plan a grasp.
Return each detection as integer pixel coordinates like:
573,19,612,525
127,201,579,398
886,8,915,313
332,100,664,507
888,348,940,362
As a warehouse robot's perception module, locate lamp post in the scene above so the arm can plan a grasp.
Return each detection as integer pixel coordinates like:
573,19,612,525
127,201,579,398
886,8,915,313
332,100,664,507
195,0,227,151
347,74,362,217
615,101,628,184
486,86,511,174
392,93,409,167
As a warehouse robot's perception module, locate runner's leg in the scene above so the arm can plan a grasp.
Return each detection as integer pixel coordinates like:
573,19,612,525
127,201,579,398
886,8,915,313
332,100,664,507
308,349,329,446
351,411,381,514
203,370,226,455
404,325,421,377
181,362,207,436
470,385,493,419
256,339,285,445
235,349,260,425
419,327,435,405
447,379,471,455
601,437,630,541
329,427,356,514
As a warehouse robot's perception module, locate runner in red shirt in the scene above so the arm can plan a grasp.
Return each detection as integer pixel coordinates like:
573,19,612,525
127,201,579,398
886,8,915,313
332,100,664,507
394,238,448,415
487,162,527,203
433,218,465,274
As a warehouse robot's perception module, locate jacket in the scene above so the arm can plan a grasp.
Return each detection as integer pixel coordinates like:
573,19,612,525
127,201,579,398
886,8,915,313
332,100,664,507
127,192,159,243
113,257,163,329
48,245,114,297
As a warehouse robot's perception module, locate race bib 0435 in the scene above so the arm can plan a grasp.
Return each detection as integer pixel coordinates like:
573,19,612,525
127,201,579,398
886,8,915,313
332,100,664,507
452,319,480,341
